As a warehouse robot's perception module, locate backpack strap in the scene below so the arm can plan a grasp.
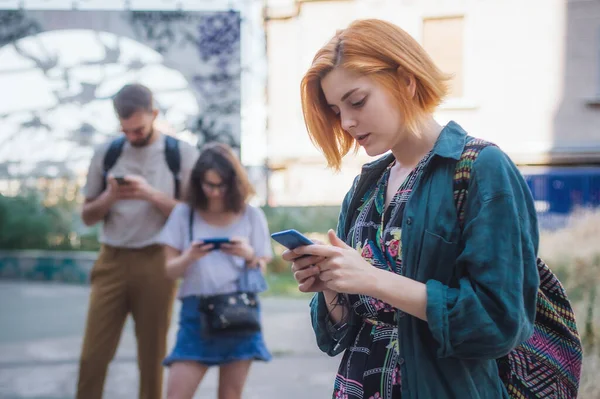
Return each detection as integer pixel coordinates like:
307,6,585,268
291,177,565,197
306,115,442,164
101,135,182,199
188,206,194,243
101,136,127,192
164,135,182,199
453,138,496,227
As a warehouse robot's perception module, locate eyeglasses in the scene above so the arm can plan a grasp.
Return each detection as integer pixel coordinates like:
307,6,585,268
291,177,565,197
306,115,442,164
202,181,228,192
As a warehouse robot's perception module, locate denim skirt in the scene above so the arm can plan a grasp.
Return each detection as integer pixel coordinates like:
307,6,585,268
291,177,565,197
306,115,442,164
164,296,272,367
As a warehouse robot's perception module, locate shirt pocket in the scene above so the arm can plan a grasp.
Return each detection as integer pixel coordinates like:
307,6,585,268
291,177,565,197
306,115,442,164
418,229,460,283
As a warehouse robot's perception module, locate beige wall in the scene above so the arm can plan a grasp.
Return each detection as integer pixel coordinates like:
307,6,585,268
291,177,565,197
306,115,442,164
265,0,600,206
552,0,600,159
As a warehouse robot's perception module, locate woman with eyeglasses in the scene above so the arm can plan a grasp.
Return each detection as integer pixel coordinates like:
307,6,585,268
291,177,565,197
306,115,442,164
157,142,272,399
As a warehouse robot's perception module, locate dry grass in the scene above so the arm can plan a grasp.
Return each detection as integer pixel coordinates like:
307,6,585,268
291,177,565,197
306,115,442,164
539,209,600,288
579,353,600,399
539,208,600,399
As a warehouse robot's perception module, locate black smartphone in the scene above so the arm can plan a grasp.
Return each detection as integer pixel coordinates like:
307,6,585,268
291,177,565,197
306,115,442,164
114,176,129,185
194,237,232,250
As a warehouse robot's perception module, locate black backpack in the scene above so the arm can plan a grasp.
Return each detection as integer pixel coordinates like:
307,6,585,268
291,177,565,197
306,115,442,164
102,135,182,199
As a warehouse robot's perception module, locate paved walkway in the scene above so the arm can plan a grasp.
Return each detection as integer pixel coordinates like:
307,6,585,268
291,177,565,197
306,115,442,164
0,282,340,399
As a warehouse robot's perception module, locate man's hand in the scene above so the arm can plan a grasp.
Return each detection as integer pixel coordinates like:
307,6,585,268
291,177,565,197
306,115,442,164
115,175,157,201
107,174,177,217
104,176,120,202
81,177,120,226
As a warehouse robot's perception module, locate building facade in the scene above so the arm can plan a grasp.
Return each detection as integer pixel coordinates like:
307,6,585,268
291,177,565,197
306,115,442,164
264,0,600,206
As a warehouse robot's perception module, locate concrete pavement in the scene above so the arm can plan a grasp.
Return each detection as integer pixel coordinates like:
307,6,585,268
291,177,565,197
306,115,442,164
0,281,340,398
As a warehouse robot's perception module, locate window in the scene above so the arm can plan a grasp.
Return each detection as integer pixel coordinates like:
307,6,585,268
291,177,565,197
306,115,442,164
422,16,465,98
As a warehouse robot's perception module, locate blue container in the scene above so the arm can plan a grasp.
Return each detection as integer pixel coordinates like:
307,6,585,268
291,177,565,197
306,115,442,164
520,166,600,219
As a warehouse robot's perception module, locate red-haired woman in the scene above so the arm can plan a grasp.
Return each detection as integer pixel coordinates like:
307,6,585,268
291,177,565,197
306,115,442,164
284,19,540,399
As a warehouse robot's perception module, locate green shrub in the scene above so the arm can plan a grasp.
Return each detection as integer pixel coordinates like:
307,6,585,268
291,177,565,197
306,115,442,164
260,205,340,273
0,192,89,251
0,192,341,257
261,205,340,236
0,192,53,250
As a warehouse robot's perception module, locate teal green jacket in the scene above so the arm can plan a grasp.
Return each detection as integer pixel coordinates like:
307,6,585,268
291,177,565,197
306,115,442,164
310,122,540,398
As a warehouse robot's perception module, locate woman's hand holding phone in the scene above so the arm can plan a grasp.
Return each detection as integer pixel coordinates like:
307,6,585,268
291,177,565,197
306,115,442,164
220,237,255,262
281,239,328,293
184,241,214,261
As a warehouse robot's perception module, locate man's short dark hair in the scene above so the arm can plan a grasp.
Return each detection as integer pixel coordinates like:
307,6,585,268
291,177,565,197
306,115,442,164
112,83,154,119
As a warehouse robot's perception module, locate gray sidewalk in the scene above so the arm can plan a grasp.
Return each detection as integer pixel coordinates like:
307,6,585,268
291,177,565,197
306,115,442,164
0,282,339,398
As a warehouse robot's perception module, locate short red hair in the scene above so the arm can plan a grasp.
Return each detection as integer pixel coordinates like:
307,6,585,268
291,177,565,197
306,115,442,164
301,19,450,170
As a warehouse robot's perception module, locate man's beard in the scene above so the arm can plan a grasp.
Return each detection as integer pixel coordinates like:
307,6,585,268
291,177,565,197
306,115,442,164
130,128,154,147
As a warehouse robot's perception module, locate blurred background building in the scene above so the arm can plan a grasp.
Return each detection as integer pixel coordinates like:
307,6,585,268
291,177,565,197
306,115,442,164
0,0,599,218
0,0,268,204
1,4,599,398
264,0,600,213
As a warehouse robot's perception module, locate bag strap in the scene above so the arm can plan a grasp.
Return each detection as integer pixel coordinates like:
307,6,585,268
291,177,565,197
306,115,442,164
164,135,182,199
238,206,255,290
102,135,181,199
188,206,194,243
101,136,127,192
453,138,495,228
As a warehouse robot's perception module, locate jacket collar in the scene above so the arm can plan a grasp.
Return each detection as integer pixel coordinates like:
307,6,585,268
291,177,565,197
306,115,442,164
360,120,468,174
430,120,468,161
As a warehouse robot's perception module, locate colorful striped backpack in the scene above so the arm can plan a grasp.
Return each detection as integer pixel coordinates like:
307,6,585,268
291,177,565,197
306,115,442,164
455,139,583,398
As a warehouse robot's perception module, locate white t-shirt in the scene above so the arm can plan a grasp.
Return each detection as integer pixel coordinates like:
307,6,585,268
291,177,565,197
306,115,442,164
157,203,273,298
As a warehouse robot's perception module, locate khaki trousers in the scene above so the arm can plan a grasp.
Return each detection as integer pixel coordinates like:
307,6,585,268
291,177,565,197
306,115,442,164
76,244,176,399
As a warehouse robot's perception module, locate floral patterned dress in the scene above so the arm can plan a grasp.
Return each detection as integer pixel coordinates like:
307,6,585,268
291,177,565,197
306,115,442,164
333,152,431,399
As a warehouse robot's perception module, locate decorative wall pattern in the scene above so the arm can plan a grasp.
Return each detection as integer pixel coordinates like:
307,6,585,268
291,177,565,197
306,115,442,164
0,8,241,180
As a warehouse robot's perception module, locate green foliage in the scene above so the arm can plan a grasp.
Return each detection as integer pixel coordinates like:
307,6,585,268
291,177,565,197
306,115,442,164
0,192,52,249
261,205,340,273
0,192,95,251
0,192,341,255
261,205,340,236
